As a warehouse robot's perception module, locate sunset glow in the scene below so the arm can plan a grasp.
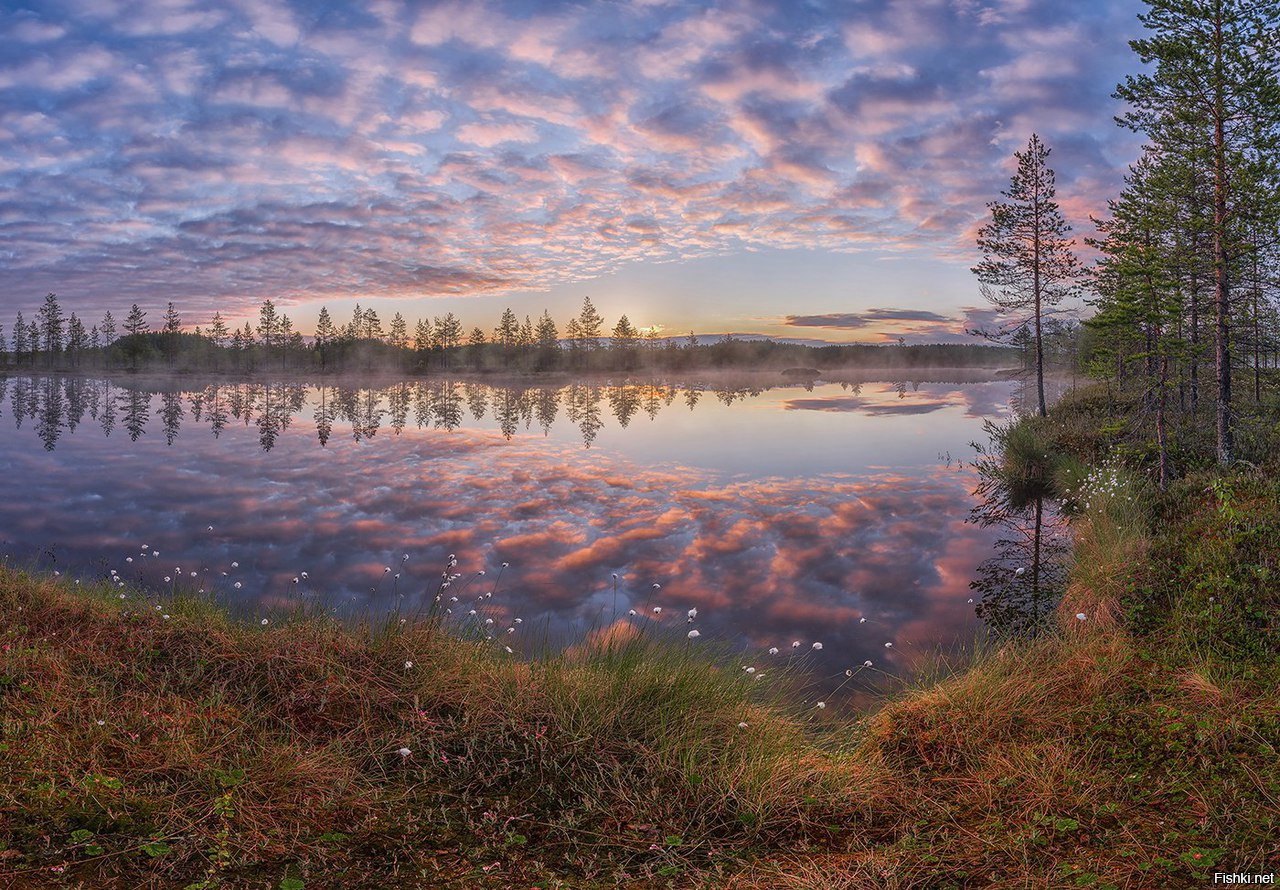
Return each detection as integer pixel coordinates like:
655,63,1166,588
1,0,1145,340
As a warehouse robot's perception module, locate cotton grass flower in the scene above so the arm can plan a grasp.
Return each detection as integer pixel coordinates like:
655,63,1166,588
863,660,873,667
687,607,697,620
260,618,269,626
1015,567,1026,576
652,606,662,614
404,661,413,669
397,748,411,758
859,617,867,624
791,640,801,648
687,630,701,639
233,582,242,589
884,642,893,648
768,647,779,655
737,722,748,729
1076,613,1088,621
815,701,826,709
811,642,823,650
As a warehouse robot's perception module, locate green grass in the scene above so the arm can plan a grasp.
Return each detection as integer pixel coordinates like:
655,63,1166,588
3,386,1279,887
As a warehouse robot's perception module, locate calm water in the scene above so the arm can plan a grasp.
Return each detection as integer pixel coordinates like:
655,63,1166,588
0,372,1016,686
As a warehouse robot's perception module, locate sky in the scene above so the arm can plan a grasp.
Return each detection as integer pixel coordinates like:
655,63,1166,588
0,0,1148,343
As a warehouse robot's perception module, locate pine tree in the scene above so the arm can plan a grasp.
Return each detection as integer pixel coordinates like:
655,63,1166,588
314,307,337,370
13,312,27,366
37,292,65,364
100,310,117,345
162,302,181,366
209,312,229,350
577,297,603,356
972,134,1082,417
389,312,408,351
1114,0,1280,465
363,307,384,341
535,310,560,370
124,304,149,336
66,314,88,367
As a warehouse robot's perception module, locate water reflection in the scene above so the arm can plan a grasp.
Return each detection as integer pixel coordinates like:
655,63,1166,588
5,374,1015,453
0,372,1018,687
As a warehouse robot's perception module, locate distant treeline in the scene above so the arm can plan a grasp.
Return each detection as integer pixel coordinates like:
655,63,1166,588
2,293,1016,375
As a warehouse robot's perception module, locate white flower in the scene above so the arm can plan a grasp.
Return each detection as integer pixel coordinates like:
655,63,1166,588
501,561,509,567
403,554,410,561
126,557,133,563
404,661,413,669
628,609,637,616
233,582,242,589
397,748,411,758
384,567,392,573
484,618,494,625
162,614,170,620
164,576,171,583
652,606,662,614
651,583,661,589
261,618,269,626
863,660,873,667
687,607,698,620
884,642,893,648
1015,567,1026,576
1075,613,1088,621
190,572,197,577
468,609,477,616
859,617,867,624
737,722,748,729
293,577,299,584
96,719,105,726
687,630,701,639
504,646,513,653
816,702,826,709
967,598,974,604
791,640,801,648
507,627,515,634
513,618,522,625
231,561,239,568
744,666,755,673
768,647,779,656
142,544,149,549
811,642,823,650
845,669,853,676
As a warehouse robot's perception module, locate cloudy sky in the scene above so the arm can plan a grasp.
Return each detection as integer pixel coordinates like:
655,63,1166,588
1,0,1146,342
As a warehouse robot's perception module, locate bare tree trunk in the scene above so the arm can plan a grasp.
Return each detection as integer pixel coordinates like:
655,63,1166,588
1212,12,1233,466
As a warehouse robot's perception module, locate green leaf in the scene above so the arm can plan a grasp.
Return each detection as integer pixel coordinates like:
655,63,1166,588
141,841,173,858
279,878,305,890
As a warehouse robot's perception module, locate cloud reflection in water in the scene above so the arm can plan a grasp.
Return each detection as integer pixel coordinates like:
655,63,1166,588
0,374,1012,682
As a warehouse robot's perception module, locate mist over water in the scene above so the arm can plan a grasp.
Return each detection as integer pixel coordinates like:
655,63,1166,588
0,372,1018,688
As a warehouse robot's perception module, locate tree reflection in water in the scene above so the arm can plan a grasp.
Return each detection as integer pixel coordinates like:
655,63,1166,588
967,418,1072,637
7,374,1005,454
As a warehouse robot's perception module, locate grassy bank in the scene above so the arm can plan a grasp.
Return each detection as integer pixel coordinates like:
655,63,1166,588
2,387,1278,888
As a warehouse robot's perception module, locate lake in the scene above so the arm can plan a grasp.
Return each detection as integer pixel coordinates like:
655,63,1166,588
0,372,1019,694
